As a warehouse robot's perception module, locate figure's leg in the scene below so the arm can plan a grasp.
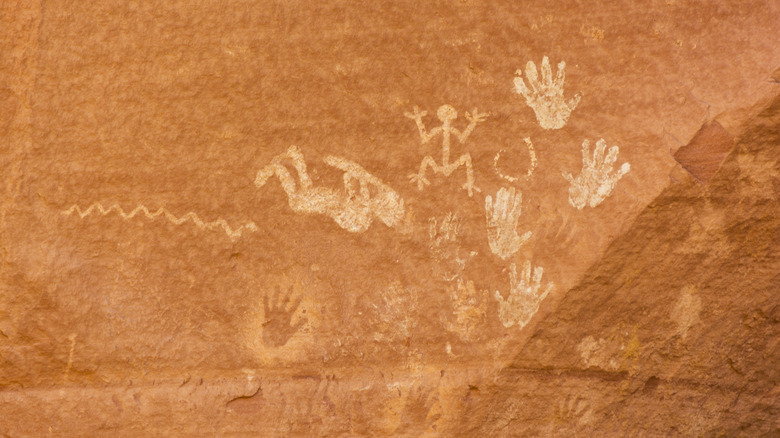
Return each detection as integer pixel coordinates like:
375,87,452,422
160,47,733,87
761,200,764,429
255,163,298,197
409,156,439,191
256,145,314,199
452,153,480,197
284,145,313,190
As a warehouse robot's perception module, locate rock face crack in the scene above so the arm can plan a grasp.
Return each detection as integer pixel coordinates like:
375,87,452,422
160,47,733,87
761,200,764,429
226,383,262,408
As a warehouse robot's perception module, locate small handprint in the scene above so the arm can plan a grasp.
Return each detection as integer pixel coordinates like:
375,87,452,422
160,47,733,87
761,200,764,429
514,56,581,130
262,285,307,347
494,261,553,328
485,187,532,260
394,383,441,435
563,138,630,210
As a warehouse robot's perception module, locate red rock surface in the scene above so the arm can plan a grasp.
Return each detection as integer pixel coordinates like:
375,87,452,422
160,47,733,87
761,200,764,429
673,121,734,184
1,1,778,435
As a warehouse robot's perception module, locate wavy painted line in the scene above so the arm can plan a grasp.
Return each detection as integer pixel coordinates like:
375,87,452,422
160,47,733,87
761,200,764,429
62,203,258,240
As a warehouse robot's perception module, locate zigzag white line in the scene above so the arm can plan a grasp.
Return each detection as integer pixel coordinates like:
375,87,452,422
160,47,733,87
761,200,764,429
62,203,258,240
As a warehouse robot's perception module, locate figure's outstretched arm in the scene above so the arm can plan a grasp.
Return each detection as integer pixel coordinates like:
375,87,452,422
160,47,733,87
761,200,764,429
453,108,488,143
404,106,440,143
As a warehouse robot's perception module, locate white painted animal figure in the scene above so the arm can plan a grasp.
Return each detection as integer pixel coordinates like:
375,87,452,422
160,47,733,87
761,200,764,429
255,145,404,232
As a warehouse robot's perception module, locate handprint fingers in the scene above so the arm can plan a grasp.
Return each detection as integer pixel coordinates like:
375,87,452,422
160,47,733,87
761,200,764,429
484,193,495,224
281,285,296,310
593,139,608,168
555,60,566,87
531,266,544,288
262,290,270,312
540,56,553,87
288,289,304,314
495,188,510,220
521,260,533,288
602,145,620,170
524,60,541,94
509,188,523,219
519,230,532,246
514,75,531,98
292,314,308,331
509,262,518,288
567,93,582,111
581,139,592,168
616,162,631,178
272,285,284,309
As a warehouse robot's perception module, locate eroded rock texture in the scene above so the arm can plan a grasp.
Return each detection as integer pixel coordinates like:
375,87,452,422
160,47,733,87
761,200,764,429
1,0,778,436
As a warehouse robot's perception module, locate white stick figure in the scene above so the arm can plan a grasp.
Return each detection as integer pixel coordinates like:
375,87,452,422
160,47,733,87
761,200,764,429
405,104,488,197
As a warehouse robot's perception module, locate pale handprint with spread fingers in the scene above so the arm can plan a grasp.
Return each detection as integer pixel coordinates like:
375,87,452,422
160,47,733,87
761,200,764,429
563,138,630,210
494,261,554,329
485,187,532,260
514,56,581,130
262,285,308,348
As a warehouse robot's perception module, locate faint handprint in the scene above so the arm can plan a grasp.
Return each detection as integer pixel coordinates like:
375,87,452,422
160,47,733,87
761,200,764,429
563,138,630,210
514,56,581,130
444,278,487,341
262,285,307,347
494,261,553,328
485,187,532,260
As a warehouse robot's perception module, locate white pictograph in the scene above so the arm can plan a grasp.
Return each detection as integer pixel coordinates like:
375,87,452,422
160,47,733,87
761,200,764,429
428,212,460,249
373,280,418,343
255,145,405,232
485,187,532,260
563,139,630,210
444,277,487,341
513,56,581,130
62,203,258,240
427,213,477,281
494,137,537,182
494,260,553,329
405,104,488,196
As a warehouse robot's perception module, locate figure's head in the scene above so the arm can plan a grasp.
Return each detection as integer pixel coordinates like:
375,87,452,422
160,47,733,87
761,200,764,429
437,105,457,122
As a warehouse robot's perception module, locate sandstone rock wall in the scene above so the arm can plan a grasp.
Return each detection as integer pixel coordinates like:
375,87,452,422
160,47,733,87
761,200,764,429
1,0,778,435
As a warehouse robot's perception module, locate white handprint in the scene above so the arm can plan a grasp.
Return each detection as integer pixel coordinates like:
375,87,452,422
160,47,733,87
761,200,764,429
444,278,487,341
485,187,532,260
563,139,630,210
494,261,553,329
514,56,581,130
